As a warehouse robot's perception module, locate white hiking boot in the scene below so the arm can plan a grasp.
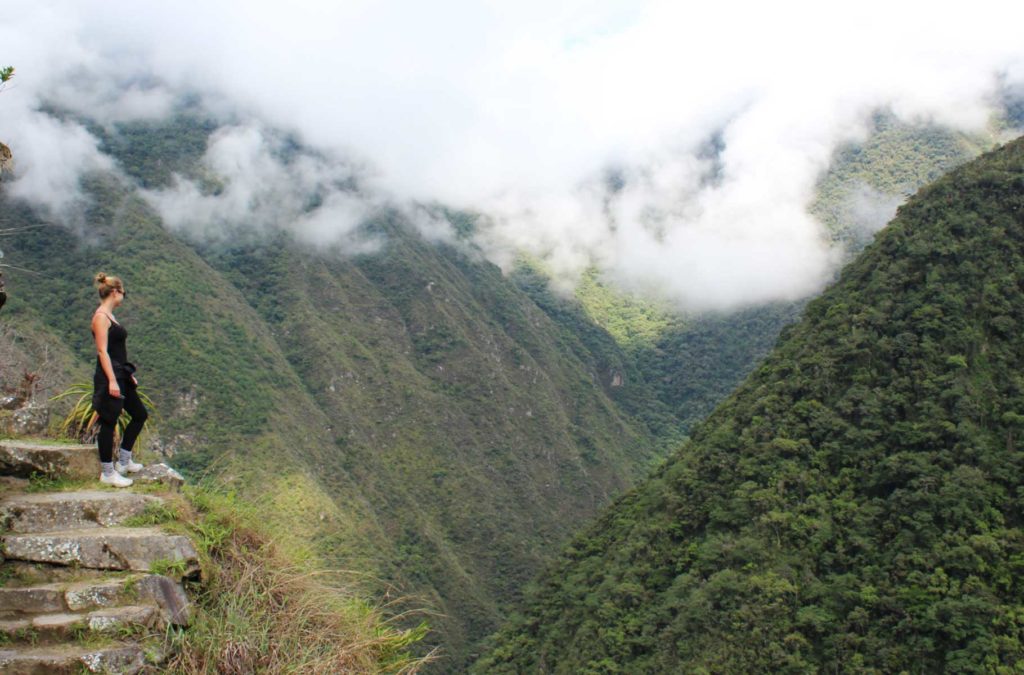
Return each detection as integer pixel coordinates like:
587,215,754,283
100,471,133,488
116,459,144,474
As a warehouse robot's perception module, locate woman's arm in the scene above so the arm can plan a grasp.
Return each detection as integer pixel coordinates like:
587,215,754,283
92,313,121,398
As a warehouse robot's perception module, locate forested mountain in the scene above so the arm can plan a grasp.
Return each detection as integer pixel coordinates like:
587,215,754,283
0,104,1015,671
521,115,1001,447
0,114,655,668
476,137,1024,672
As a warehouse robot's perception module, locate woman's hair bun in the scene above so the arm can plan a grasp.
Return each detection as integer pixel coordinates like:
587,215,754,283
94,272,123,298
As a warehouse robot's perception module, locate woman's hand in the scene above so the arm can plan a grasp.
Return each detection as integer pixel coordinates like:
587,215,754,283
109,381,122,399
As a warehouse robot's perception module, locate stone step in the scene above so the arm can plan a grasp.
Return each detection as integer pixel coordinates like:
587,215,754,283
65,576,142,612
1,528,200,575
0,574,191,626
0,562,112,588
0,642,146,674
0,584,64,616
0,605,157,644
0,491,161,533
0,440,98,481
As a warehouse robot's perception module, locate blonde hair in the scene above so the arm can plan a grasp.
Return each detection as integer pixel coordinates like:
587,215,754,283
94,272,124,299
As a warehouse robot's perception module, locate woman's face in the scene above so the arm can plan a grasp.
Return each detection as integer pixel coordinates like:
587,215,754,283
112,287,125,307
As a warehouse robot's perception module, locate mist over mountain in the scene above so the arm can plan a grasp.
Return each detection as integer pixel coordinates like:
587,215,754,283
1,111,663,668
0,111,1005,670
5,0,1024,313
4,3,1024,671
477,137,1024,673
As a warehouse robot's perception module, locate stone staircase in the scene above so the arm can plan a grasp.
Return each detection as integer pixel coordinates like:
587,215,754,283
0,440,196,674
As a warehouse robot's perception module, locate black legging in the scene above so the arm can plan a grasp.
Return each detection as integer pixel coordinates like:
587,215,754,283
96,380,149,463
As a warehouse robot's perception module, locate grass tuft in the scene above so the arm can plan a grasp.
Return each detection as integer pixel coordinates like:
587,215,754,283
123,500,181,527
149,557,189,578
165,480,434,674
24,472,86,493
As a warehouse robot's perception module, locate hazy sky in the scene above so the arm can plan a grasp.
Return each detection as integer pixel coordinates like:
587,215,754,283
4,0,1024,310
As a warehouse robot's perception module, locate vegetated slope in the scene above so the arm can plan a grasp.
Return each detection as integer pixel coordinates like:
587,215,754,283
812,112,999,247
0,175,391,567
195,216,655,664
518,116,1002,451
0,113,656,669
476,137,1024,673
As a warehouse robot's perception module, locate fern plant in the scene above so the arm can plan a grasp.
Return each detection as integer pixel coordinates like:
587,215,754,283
51,382,158,446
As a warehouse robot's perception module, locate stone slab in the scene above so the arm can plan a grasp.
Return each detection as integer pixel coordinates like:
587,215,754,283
135,574,191,626
0,491,160,533
133,463,185,490
0,643,145,674
64,577,133,612
0,562,110,587
0,584,65,616
0,618,31,637
65,574,190,626
28,612,84,639
1,527,199,575
0,441,98,481
0,573,190,627
86,605,157,632
1,606,157,643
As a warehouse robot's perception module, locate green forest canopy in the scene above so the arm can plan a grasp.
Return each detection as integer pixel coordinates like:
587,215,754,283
477,137,1024,673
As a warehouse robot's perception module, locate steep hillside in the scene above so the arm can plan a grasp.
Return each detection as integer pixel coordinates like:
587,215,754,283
477,138,1024,672
193,214,655,660
0,113,655,668
1,174,392,566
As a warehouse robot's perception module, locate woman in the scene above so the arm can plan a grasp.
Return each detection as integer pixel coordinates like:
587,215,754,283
91,272,147,487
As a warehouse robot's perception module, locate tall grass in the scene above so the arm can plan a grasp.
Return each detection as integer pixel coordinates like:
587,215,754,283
164,483,434,674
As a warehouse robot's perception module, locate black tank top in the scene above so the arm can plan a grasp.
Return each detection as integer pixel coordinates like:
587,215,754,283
94,317,129,378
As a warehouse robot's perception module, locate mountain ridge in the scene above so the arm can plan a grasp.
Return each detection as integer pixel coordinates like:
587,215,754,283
0,128,659,667
1,108,1015,670
476,136,1024,672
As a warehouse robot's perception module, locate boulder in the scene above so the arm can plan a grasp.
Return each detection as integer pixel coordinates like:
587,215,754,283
133,463,185,490
11,406,48,437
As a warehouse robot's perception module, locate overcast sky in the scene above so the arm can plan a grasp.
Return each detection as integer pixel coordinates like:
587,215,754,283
4,0,1024,310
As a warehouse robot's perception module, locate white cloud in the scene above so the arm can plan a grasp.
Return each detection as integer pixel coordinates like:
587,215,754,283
142,123,386,251
3,108,114,225
3,0,1024,309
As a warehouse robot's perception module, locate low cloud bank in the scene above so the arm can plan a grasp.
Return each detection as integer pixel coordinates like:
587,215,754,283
3,0,1023,310
142,124,380,252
